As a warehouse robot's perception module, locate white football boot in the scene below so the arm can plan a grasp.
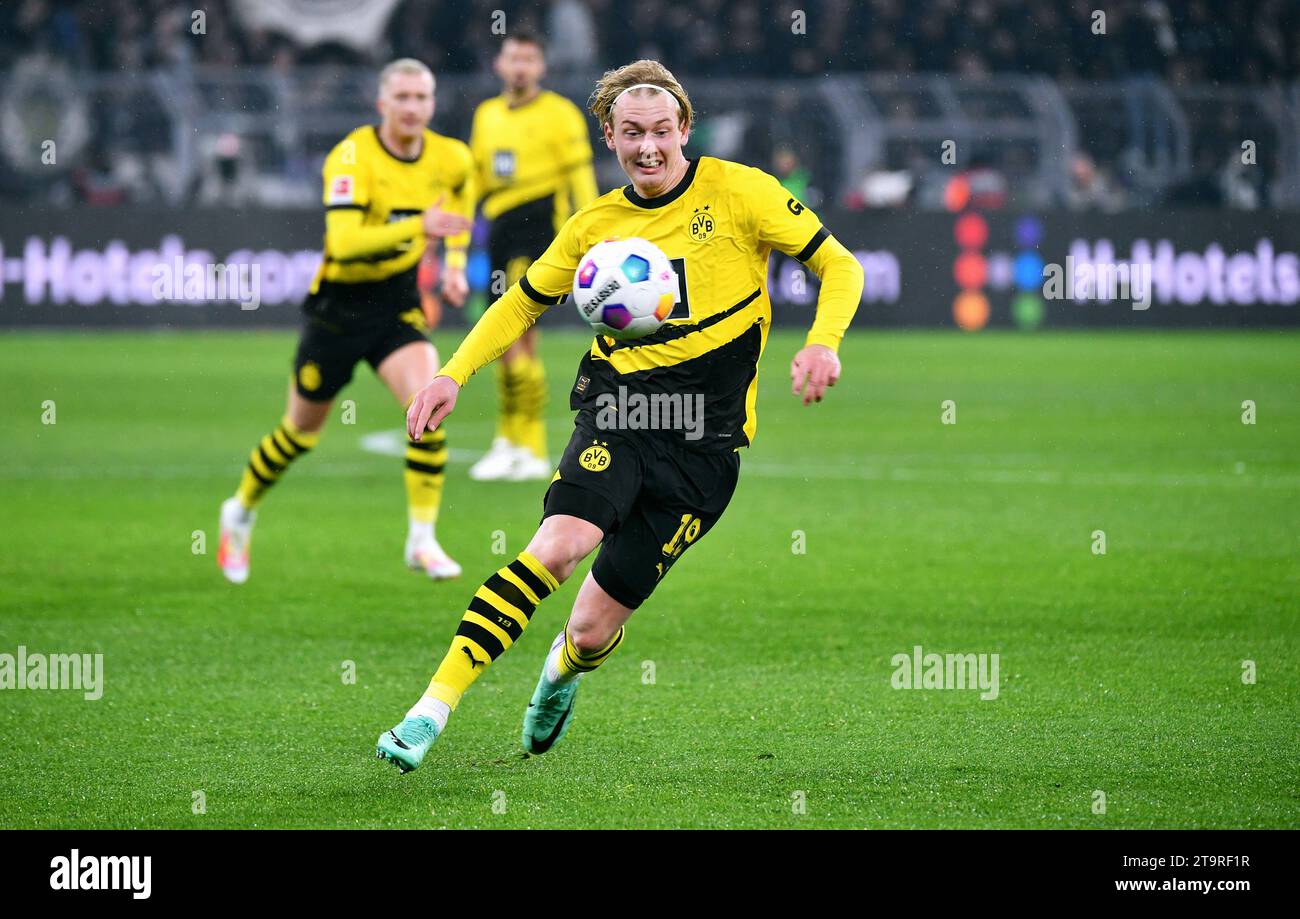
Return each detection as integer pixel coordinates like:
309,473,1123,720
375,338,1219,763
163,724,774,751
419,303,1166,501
468,437,517,481
507,447,553,482
405,533,462,581
217,496,256,584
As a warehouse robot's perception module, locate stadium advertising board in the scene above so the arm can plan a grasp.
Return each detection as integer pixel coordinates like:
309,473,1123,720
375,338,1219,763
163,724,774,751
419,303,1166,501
0,208,1296,328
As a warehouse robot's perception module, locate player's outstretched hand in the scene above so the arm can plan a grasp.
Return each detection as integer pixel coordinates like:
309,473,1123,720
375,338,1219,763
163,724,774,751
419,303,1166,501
790,344,841,405
442,265,469,307
422,195,472,239
407,375,460,439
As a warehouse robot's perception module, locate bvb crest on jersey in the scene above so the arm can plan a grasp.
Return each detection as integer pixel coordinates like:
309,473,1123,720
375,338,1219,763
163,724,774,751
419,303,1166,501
688,205,715,242
579,441,612,472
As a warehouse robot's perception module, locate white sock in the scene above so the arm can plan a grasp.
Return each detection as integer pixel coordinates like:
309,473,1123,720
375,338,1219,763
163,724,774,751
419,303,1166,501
408,520,434,544
543,630,581,685
227,496,254,524
406,694,451,732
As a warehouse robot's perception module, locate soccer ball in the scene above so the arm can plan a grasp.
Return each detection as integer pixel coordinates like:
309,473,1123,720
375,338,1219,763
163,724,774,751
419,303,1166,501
572,237,678,340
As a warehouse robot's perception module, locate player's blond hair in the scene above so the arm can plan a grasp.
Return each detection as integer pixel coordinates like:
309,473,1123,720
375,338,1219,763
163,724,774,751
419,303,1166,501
588,60,694,130
378,58,435,95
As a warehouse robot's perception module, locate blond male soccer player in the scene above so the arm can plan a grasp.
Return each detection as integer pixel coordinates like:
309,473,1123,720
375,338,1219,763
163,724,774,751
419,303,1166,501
217,59,474,585
377,60,863,772
465,31,599,482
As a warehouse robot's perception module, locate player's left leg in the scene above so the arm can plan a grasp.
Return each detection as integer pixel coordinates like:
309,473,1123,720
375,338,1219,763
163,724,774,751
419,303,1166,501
521,440,743,755
373,334,459,580
522,573,631,754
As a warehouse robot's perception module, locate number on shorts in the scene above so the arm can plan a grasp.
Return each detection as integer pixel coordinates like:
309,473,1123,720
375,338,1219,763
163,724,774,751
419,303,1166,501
662,513,702,558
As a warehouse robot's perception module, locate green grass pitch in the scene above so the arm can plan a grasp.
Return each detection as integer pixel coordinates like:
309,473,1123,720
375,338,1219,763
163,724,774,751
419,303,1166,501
0,328,1296,828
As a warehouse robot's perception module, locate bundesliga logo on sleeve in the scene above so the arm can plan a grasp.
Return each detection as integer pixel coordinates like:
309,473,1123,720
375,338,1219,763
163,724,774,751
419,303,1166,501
327,175,354,205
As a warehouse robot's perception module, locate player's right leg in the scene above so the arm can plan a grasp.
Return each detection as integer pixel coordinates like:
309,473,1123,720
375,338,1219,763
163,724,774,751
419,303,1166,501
522,572,630,754
218,317,357,584
219,384,330,584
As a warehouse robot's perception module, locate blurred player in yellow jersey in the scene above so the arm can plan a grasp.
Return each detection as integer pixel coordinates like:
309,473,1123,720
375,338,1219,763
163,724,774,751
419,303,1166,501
217,59,474,585
465,32,599,481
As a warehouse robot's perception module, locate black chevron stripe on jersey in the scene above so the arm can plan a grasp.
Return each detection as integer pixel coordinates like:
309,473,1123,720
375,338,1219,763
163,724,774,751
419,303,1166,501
596,288,761,355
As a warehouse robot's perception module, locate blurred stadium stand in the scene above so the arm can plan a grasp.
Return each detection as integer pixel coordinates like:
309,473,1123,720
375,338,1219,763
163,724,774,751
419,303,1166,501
2,0,1298,209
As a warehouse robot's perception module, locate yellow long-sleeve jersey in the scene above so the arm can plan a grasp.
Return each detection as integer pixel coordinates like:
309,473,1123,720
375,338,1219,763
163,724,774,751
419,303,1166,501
439,156,863,450
310,125,475,293
470,90,598,228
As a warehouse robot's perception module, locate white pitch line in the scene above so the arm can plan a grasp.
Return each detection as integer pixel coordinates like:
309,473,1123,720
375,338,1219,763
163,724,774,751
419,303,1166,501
738,460,1300,490
359,429,478,461
1,429,1296,490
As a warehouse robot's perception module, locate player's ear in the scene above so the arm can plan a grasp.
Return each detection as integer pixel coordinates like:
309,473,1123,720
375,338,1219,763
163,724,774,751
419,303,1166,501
678,120,690,147
602,122,616,151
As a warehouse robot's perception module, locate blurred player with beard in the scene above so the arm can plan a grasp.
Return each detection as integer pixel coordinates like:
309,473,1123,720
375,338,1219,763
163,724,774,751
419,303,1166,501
465,32,599,481
376,60,863,773
217,59,473,585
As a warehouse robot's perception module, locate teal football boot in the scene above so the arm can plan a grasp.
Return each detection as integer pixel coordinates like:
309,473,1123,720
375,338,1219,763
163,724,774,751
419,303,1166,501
522,668,580,755
376,715,441,774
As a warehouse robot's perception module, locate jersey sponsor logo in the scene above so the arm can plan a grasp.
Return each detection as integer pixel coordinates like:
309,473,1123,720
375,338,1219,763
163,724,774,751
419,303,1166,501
786,196,805,215
492,150,516,178
688,205,715,242
328,175,355,205
578,441,612,473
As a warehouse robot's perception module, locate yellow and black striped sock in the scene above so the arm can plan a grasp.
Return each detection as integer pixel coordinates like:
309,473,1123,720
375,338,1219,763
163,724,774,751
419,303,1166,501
495,359,525,445
423,551,559,709
235,416,320,509
554,623,625,681
516,354,548,460
405,427,447,525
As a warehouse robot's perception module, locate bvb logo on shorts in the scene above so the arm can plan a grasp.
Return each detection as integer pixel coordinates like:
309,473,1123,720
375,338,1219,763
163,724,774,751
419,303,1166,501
299,361,322,392
579,441,611,473
688,206,714,242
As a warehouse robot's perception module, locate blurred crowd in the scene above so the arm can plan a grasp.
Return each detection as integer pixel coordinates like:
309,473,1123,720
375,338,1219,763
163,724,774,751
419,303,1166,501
1,0,1293,210
5,0,1299,83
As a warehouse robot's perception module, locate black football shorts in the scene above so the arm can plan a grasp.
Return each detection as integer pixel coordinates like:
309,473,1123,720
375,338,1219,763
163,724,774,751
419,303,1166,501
488,196,555,291
542,410,741,609
292,267,427,401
